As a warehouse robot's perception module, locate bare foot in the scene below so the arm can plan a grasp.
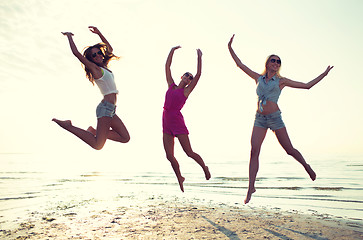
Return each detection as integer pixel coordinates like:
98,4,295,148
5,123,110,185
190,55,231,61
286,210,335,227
178,176,185,192
244,187,256,204
87,126,96,135
306,164,316,181
52,118,72,129
204,166,211,180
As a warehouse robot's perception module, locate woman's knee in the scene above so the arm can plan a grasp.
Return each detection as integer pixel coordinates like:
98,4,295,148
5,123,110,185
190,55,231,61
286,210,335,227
250,146,261,158
165,153,175,162
285,147,299,157
122,134,130,143
93,137,107,150
184,149,197,158
93,143,105,150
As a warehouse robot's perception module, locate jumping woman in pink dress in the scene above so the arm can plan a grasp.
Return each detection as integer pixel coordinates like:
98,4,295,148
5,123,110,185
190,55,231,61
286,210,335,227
52,26,130,150
163,46,211,192
228,34,333,204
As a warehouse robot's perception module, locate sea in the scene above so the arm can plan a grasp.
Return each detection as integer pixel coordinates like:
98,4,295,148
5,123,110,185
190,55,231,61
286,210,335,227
1,152,362,230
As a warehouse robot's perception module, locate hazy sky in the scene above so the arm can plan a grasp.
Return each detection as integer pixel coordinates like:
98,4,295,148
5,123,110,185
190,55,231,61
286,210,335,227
1,0,362,167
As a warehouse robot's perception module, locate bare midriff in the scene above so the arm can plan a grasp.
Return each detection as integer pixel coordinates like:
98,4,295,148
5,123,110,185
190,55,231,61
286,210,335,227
256,100,280,115
103,93,117,105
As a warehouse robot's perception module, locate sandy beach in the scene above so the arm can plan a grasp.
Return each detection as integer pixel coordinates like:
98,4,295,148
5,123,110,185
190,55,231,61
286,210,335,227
1,194,362,240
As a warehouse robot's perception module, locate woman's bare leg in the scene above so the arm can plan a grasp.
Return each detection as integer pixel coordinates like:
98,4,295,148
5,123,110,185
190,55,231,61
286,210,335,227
245,126,267,204
274,127,316,181
109,115,130,143
87,114,130,143
163,133,185,192
52,117,112,150
177,134,211,180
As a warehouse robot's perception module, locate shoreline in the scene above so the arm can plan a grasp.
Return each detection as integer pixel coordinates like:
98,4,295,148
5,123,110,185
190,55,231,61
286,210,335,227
1,194,362,239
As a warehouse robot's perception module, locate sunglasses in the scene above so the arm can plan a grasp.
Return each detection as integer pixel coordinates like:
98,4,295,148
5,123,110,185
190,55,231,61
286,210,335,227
184,73,193,80
92,50,103,58
270,58,281,64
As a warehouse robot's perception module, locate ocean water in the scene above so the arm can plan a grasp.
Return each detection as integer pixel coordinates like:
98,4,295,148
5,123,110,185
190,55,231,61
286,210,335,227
0,152,362,230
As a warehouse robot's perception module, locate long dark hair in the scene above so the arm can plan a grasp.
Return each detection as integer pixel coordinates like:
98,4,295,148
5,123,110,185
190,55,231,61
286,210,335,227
83,43,119,84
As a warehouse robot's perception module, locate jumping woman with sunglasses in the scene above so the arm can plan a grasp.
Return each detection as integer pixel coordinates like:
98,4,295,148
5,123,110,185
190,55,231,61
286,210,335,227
163,46,211,192
228,34,333,204
52,26,130,150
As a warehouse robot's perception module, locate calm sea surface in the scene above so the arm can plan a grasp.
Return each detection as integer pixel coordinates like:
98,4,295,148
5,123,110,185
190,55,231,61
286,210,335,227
1,153,362,229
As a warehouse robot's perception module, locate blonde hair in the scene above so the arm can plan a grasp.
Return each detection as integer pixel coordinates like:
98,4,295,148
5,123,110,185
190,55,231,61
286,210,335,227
261,54,282,78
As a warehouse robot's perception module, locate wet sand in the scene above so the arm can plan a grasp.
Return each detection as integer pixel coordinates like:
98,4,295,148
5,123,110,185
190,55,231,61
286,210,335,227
1,195,362,239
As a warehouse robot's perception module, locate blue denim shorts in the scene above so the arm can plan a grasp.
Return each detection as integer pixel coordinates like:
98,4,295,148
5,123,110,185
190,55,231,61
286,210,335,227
96,101,116,118
254,110,285,131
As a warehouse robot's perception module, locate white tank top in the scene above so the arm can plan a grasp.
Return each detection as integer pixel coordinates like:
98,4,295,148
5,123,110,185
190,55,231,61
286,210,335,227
94,67,119,96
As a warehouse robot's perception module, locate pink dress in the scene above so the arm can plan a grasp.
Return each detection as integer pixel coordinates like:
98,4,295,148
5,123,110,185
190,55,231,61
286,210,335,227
163,83,189,136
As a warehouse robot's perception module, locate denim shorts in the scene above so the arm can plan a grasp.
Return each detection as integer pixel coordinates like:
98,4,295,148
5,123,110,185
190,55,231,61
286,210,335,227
254,110,285,131
96,101,116,118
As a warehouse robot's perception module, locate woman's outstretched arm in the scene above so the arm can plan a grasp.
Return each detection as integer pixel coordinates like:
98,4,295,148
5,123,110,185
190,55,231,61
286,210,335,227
165,46,180,87
89,26,113,52
62,32,99,74
62,32,82,59
228,34,260,83
280,66,334,89
185,49,202,96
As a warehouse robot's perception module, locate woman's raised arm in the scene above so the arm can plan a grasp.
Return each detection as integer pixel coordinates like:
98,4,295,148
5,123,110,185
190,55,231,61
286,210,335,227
228,34,260,83
62,32,99,74
62,32,81,58
89,26,113,53
165,46,180,87
185,49,202,97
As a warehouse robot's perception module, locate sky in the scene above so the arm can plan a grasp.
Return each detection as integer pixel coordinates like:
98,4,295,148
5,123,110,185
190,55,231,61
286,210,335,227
0,0,362,168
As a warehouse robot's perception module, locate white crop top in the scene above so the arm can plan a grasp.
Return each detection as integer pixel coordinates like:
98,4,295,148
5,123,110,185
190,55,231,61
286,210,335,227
94,67,119,96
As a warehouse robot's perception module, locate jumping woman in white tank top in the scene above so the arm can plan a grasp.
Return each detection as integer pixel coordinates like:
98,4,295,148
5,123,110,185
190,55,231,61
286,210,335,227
52,26,130,150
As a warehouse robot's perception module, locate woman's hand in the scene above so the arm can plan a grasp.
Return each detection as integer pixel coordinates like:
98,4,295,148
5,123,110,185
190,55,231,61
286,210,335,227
61,32,74,37
228,34,235,48
172,46,181,51
323,65,334,76
89,26,101,35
